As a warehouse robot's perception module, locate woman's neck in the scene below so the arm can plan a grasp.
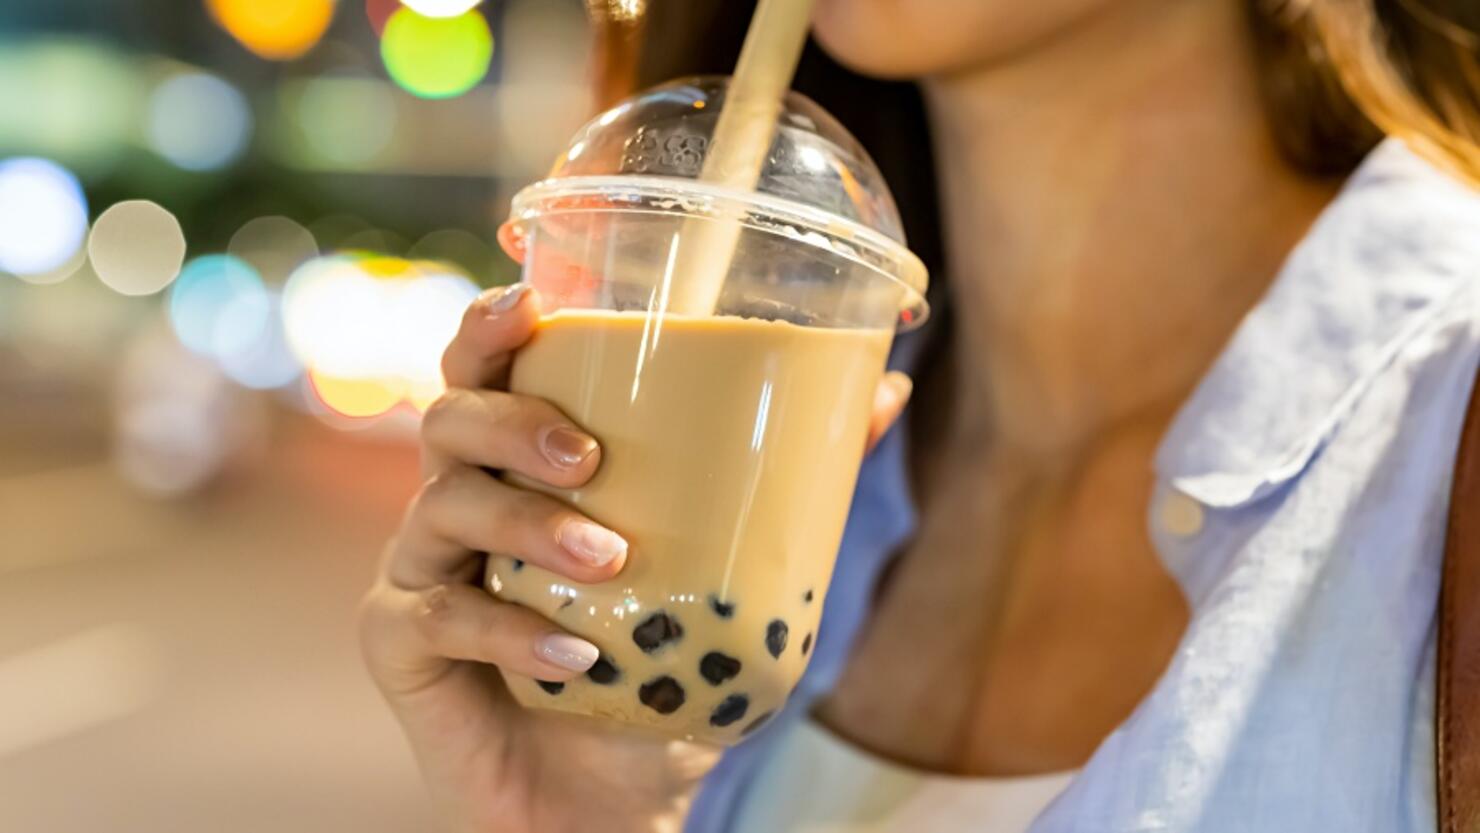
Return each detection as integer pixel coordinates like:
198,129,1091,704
920,0,1341,460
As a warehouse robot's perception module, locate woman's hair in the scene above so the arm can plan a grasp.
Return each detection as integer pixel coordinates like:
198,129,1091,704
588,0,1480,185
1252,0,1480,182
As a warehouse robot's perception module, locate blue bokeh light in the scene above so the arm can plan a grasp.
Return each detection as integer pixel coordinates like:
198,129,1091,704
169,255,269,359
219,289,302,390
146,73,253,172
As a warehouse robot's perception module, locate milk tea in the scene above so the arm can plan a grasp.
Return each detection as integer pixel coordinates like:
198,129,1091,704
487,309,890,744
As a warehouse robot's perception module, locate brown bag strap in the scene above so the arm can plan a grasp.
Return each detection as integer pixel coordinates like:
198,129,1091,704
1439,359,1480,833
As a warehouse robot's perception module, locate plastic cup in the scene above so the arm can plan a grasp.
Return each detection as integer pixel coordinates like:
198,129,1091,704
488,77,928,745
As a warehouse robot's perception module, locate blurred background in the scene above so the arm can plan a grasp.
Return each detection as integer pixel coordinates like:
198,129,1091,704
0,1,624,829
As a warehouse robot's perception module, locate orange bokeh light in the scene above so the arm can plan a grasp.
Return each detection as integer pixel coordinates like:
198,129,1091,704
207,0,335,61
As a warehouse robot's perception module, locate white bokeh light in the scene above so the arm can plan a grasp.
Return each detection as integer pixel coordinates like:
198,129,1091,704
388,271,480,404
0,157,89,276
283,256,479,414
401,0,483,18
89,200,188,296
283,257,387,378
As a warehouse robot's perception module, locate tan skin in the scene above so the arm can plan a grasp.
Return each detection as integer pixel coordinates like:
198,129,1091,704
360,0,1345,828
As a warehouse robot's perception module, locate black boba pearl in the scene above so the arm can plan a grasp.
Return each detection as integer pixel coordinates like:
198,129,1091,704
708,594,735,619
804,589,814,603
742,710,776,736
632,612,684,654
536,680,565,695
801,632,813,656
765,620,789,659
638,676,686,714
699,652,742,686
586,656,620,685
512,559,525,571
709,694,750,727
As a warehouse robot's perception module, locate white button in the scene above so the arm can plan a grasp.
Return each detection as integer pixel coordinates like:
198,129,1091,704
1158,490,1206,538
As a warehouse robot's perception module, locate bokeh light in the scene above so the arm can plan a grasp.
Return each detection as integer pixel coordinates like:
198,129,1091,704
0,157,89,276
403,0,483,17
89,200,188,296
308,371,402,419
169,255,268,357
390,269,481,410
380,8,493,99
0,41,145,173
16,244,88,287
283,256,384,379
283,255,478,419
218,289,301,390
207,0,335,61
146,72,252,171
227,215,320,283
293,76,397,167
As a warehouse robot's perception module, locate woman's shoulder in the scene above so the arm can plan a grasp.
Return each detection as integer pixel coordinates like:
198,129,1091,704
1154,138,1480,510
1316,138,1480,326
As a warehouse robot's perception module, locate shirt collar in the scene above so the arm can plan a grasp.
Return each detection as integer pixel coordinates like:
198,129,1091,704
1155,139,1480,507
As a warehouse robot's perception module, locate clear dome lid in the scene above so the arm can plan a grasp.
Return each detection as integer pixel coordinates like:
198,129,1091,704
502,76,927,313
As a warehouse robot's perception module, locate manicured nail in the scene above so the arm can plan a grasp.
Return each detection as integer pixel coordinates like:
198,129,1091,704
483,283,529,314
541,425,598,469
558,520,627,567
537,633,599,672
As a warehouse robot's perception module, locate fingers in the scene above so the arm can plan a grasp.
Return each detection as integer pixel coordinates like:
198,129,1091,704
388,465,628,590
866,371,914,453
441,284,540,390
362,582,600,693
421,388,600,488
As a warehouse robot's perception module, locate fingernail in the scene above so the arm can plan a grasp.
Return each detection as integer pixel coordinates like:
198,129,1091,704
483,283,530,314
558,519,627,567
536,633,599,672
541,425,598,469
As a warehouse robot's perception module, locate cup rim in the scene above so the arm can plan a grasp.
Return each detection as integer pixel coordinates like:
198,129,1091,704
501,175,930,329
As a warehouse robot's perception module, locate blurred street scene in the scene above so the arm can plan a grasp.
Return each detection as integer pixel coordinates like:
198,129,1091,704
0,1,608,829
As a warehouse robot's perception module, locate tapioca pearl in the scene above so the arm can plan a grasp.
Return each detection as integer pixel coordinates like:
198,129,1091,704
699,652,742,686
586,656,620,685
765,620,789,659
708,594,735,619
638,676,686,714
801,632,813,656
709,694,749,727
804,589,814,603
512,559,525,571
632,612,684,654
742,710,775,736
536,680,565,695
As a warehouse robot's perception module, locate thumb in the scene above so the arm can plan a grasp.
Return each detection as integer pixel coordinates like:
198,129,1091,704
865,371,913,453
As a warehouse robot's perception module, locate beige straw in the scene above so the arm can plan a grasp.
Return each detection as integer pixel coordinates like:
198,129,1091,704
665,0,817,317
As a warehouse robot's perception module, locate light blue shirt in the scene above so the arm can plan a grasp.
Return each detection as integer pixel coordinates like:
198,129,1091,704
686,139,1480,832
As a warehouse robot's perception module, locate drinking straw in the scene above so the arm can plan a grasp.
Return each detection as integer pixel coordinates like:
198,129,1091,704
665,0,817,316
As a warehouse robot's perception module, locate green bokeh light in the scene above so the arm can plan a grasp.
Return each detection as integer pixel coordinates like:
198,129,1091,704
380,8,493,100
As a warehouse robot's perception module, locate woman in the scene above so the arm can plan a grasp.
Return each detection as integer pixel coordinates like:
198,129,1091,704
358,0,1480,830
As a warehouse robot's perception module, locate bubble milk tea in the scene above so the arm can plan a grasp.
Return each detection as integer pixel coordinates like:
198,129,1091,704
487,308,891,744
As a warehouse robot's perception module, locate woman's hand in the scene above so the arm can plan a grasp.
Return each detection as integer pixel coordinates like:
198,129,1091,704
359,284,912,833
